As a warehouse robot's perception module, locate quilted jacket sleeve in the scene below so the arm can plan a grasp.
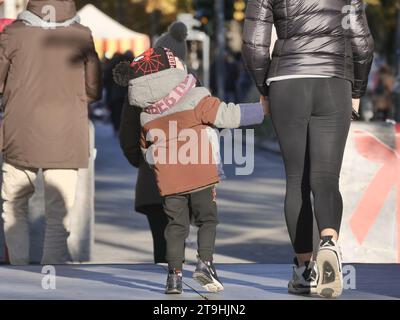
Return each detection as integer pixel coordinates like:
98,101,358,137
349,0,374,98
242,0,274,97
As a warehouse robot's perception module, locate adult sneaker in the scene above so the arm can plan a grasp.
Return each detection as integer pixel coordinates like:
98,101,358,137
316,236,343,298
165,269,183,294
192,257,224,293
288,257,318,295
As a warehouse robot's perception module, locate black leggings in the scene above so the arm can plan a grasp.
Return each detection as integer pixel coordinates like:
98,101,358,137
145,205,168,264
269,78,352,254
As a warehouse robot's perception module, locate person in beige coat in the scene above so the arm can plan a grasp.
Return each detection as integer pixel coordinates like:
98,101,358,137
0,0,102,265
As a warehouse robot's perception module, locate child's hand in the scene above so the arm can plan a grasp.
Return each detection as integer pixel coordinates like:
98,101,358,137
260,96,270,116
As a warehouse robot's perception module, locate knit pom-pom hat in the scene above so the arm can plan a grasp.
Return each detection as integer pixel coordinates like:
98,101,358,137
113,47,177,87
154,21,188,62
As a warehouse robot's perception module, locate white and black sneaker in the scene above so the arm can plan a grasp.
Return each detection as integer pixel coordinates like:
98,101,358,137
288,257,318,295
192,257,224,293
316,236,343,298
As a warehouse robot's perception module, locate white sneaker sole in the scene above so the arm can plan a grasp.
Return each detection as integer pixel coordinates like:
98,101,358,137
193,271,224,293
316,249,343,298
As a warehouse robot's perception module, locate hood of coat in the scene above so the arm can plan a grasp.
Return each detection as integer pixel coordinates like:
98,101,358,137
128,68,188,109
23,0,78,23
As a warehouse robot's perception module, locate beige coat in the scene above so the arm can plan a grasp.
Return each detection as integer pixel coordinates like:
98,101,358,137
0,0,101,169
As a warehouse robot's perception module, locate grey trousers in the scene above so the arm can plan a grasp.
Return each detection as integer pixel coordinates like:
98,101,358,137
163,186,219,270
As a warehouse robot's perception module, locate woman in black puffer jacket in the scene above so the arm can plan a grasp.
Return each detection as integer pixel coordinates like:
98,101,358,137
242,0,374,298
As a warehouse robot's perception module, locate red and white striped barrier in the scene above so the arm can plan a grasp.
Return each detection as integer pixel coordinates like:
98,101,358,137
341,122,400,263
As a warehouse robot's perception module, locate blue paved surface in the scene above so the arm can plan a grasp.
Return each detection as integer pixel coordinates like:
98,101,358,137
0,263,398,300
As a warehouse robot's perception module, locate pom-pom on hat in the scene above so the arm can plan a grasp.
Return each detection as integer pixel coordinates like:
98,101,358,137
154,21,188,62
113,47,178,87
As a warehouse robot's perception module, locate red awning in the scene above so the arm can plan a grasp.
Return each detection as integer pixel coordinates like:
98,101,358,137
0,19,15,33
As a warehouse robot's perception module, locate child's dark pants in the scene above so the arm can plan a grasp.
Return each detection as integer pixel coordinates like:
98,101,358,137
163,186,218,270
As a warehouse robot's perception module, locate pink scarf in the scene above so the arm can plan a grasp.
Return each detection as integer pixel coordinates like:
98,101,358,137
144,74,197,115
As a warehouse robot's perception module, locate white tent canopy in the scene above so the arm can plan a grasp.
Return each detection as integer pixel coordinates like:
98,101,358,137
78,4,150,57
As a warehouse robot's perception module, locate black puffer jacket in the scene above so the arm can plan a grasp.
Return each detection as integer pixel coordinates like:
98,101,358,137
242,0,374,98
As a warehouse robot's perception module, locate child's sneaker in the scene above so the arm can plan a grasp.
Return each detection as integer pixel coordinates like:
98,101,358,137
192,257,224,293
316,236,343,298
288,257,318,295
165,269,183,294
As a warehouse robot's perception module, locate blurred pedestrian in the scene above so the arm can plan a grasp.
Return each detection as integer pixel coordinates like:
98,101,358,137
243,0,374,298
0,0,102,265
372,64,395,121
236,54,253,103
224,51,240,103
104,53,128,134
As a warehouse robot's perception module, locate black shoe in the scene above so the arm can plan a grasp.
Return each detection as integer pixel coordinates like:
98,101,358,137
165,270,183,294
192,257,224,293
288,257,318,295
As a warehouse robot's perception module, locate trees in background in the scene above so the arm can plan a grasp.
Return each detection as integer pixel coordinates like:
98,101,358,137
74,0,193,37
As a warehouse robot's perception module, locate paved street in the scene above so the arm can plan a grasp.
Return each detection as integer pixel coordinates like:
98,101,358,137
0,263,398,299
93,123,293,264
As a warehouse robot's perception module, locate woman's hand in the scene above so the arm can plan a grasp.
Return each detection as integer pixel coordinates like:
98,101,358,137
352,99,360,113
260,96,270,116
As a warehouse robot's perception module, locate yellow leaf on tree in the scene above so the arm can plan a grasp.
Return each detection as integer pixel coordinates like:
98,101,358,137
145,0,177,15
